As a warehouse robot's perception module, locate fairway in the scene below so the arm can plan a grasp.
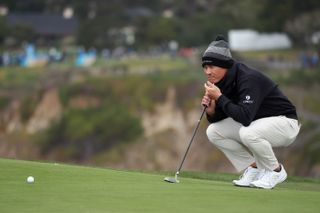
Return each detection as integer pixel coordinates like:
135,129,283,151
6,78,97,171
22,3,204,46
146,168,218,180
0,158,319,213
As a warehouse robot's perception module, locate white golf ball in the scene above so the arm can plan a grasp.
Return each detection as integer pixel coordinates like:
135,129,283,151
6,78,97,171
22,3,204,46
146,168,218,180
27,176,35,183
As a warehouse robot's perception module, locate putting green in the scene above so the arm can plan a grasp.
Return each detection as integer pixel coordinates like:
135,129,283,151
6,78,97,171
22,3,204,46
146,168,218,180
0,158,319,213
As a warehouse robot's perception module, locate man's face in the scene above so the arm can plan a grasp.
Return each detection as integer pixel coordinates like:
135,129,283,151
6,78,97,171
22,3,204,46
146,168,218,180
203,65,227,84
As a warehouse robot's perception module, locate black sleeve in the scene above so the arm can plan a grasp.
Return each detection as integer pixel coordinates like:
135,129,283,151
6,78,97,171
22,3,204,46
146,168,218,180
206,106,228,123
215,77,267,126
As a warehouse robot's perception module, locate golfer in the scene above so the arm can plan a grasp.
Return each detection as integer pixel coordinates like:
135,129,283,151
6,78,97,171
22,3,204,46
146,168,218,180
201,35,300,189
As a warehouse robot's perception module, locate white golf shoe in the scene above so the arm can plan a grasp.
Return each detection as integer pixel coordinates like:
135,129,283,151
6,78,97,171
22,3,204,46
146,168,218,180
250,164,287,189
233,166,263,187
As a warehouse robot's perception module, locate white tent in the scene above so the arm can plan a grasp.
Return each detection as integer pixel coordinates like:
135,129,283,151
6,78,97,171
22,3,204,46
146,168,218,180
228,29,292,51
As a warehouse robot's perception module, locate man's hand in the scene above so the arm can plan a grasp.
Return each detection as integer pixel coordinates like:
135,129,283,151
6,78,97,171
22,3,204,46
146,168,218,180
201,94,211,107
204,81,222,100
201,92,216,115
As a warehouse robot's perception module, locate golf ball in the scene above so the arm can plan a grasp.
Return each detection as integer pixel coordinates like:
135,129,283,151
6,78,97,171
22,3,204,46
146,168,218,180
27,176,34,183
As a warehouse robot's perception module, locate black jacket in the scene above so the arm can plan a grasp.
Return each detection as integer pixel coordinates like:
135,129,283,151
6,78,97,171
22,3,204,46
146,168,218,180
207,61,298,126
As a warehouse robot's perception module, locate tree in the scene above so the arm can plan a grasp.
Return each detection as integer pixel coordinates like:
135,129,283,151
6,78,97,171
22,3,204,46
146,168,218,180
256,0,320,32
136,17,179,46
38,105,143,160
285,10,320,46
0,17,9,45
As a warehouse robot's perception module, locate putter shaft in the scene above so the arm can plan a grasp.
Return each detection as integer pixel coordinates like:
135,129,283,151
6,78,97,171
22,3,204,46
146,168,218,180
164,107,206,183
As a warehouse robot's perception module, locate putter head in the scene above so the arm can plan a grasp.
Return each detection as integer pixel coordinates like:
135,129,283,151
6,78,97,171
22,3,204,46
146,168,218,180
164,172,180,183
164,176,179,183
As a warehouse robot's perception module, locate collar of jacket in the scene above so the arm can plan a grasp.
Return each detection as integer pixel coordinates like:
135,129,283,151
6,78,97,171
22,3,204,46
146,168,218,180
216,62,237,94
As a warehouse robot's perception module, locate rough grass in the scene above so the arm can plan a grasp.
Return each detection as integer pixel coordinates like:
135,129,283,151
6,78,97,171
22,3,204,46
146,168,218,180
1,158,319,213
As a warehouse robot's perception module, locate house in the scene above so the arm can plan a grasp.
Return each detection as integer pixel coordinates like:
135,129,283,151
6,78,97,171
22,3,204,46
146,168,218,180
6,13,78,38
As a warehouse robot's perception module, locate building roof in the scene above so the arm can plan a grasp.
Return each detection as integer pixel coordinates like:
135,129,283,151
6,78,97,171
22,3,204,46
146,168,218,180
7,13,78,36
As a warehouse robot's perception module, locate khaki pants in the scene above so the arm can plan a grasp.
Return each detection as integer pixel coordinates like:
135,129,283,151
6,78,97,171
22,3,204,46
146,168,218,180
206,116,300,172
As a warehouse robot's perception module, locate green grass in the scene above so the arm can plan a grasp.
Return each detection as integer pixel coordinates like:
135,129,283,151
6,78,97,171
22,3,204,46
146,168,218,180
237,48,300,60
100,55,192,73
0,158,319,213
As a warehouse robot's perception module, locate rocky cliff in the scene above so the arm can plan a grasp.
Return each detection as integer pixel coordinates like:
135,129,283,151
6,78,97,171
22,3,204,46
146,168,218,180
0,70,319,177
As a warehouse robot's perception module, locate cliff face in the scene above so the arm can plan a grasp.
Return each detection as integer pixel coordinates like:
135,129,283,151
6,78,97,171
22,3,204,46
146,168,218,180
0,83,319,177
117,85,235,172
0,85,235,173
26,89,62,134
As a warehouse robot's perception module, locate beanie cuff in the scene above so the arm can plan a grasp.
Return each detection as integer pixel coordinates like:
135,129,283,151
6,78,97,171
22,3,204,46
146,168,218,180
202,56,234,69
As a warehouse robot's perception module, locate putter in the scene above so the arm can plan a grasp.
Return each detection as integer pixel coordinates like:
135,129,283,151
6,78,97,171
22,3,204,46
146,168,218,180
164,106,207,183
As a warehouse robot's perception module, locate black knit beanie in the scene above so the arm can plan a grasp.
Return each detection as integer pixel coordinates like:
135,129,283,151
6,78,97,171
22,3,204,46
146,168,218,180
202,35,234,68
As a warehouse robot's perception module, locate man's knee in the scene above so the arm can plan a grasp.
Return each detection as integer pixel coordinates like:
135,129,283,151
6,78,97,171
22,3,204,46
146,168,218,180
206,123,223,144
207,118,242,144
239,127,259,147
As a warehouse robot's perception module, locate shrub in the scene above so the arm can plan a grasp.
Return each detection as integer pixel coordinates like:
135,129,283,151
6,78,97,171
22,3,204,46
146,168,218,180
20,96,38,123
37,103,143,160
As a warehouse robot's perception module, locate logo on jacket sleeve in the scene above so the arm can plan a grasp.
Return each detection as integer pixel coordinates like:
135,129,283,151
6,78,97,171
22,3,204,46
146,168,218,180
243,95,254,104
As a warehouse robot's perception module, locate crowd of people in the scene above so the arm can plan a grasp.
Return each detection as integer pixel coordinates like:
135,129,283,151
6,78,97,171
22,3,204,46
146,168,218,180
0,44,184,68
1,43,319,71
299,50,320,69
